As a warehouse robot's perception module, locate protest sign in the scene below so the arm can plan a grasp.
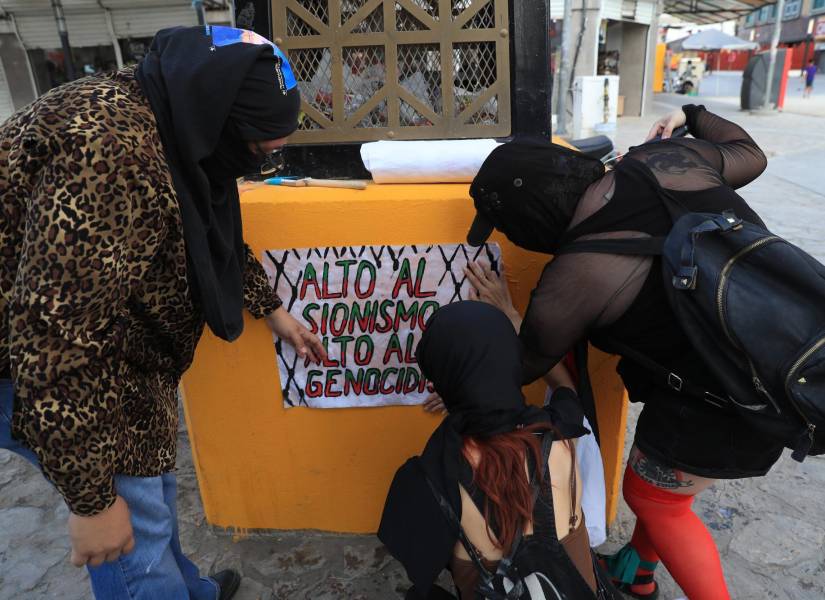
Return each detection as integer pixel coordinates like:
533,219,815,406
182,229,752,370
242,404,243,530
263,243,501,408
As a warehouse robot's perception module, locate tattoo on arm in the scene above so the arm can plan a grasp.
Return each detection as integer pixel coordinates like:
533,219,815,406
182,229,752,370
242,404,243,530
630,452,694,489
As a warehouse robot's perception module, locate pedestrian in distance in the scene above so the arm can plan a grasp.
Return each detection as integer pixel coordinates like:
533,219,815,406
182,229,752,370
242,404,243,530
0,25,324,600
461,104,799,600
802,59,817,98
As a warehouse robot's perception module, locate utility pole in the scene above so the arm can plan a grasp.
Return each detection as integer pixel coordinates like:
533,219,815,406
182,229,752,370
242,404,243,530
193,0,207,26
50,0,76,81
556,0,575,136
762,0,786,110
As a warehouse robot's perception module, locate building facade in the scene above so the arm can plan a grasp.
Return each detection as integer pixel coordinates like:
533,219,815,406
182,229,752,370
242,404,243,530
551,0,661,119
738,0,824,70
0,0,233,122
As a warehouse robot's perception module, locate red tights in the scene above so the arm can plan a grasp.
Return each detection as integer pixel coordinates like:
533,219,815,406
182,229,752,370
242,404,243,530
623,466,731,600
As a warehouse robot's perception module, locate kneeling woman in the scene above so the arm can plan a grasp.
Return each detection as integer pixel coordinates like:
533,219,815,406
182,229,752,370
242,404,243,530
379,301,616,599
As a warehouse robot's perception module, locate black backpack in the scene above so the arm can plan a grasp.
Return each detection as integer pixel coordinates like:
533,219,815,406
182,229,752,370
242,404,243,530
560,192,825,462
426,434,620,600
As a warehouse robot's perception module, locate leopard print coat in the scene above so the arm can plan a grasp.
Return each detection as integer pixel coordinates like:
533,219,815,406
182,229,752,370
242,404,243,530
0,67,281,516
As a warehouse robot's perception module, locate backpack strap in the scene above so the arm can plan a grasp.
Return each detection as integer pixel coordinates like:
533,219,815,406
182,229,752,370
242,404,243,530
423,476,499,597
529,432,559,542
424,434,572,600
608,338,730,410
672,211,745,290
487,434,554,600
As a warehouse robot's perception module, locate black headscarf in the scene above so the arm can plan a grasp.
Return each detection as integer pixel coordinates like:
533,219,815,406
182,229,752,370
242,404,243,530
467,138,605,254
379,302,586,596
136,26,300,341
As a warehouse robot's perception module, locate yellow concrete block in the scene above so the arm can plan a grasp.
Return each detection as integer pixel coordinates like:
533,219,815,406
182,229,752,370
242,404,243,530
181,182,628,534
654,43,667,93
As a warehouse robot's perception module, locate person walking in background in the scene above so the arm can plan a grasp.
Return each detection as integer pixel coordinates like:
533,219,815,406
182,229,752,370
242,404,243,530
0,25,324,600
802,59,817,98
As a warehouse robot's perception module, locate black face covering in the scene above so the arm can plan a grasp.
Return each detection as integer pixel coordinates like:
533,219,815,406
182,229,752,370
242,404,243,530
467,138,606,254
416,301,540,436
379,302,585,596
136,26,300,341
200,121,261,183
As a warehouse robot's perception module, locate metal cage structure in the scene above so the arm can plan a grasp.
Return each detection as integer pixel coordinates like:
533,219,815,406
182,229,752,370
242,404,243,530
271,0,513,143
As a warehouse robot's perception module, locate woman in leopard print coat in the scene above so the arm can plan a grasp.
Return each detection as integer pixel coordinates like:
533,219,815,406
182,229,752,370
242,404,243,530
0,26,321,600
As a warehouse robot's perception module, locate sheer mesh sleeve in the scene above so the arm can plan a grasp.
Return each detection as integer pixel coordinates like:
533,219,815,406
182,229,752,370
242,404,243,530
519,233,652,383
681,104,767,188
518,106,766,383
625,105,767,193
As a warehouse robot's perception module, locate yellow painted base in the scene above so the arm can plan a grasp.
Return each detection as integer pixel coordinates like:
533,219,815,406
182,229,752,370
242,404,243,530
654,43,667,93
181,182,628,534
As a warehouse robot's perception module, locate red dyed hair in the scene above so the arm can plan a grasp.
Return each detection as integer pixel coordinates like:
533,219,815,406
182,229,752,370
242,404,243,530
463,423,559,552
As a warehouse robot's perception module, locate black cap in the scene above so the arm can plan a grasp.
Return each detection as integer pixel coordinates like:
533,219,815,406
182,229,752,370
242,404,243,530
465,137,605,253
466,212,494,247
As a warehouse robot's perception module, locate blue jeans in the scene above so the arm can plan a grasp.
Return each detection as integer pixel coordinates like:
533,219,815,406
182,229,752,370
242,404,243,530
0,380,219,600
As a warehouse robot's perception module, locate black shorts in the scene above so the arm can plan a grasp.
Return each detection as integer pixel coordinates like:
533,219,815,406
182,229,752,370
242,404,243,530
633,392,785,479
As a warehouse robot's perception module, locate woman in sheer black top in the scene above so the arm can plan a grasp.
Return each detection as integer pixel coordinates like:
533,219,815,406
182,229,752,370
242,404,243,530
465,105,779,600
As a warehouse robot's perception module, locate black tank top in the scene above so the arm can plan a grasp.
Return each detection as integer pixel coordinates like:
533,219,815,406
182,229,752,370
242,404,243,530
574,157,764,399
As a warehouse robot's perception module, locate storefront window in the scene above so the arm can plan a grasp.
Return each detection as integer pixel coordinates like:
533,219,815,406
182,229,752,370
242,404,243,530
782,0,801,20
27,45,117,94
758,4,776,22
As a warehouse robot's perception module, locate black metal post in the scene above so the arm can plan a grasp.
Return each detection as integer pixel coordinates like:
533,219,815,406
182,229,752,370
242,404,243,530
50,0,76,81
510,0,553,138
234,0,272,39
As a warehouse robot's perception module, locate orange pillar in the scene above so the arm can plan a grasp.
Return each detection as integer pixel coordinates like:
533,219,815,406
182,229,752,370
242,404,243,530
181,183,629,534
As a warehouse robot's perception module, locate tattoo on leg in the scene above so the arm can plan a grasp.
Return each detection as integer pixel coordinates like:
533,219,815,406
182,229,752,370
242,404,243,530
630,452,694,489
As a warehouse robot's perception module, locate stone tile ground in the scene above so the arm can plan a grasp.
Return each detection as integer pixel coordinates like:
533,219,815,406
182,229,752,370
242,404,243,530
2,91,824,599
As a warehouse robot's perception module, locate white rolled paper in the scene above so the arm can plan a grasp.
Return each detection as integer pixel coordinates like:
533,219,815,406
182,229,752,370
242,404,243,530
360,139,501,184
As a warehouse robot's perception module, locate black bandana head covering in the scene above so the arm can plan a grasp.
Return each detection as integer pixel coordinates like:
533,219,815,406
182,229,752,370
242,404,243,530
379,302,558,595
467,138,605,254
136,26,300,341
416,301,537,436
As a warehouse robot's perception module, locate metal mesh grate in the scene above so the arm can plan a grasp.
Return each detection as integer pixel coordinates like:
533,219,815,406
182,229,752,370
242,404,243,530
400,100,433,126
290,47,334,118
453,41,497,116
356,104,389,128
465,93,498,125
395,3,428,31
341,0,370,22
343,0,385,31
298,113,324,130
287,9,321,36
355,6,385,32
295,0,330,25
343,46,386,119
408,0,439,20
398,43,441,116
462,0,495,29
272,0,510,142
451,0,470,17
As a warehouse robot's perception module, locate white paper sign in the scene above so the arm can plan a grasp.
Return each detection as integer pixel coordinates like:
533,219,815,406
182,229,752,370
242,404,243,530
262,243,502,408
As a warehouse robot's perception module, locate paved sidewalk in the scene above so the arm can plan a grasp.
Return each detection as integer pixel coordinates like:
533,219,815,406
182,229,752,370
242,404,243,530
2,96,825,599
